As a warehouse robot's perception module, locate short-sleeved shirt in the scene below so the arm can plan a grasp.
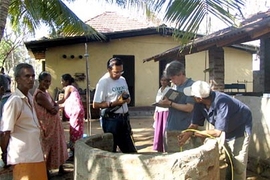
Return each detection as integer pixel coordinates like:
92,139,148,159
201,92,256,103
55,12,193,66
93,72,129,113
166,78,195,131
1,89,44,165
192,91,252,140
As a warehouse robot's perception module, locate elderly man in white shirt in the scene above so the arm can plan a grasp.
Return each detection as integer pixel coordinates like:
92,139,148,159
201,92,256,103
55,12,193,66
0,63,47,180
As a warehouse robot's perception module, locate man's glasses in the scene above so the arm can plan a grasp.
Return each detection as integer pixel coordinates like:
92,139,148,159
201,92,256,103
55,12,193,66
112,71,124,75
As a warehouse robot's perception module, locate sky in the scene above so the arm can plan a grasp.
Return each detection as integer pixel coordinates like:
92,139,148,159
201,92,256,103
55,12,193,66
65,0,121,21
66,0,270,21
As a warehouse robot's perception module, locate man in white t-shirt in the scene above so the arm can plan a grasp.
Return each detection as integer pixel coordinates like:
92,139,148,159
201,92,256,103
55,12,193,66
93,57,137,153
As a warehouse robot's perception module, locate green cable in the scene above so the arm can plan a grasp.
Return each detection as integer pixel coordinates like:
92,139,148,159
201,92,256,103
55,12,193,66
180,129,234,180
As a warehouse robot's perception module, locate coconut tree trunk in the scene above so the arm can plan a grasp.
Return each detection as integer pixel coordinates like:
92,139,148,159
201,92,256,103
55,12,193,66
0,0,11,41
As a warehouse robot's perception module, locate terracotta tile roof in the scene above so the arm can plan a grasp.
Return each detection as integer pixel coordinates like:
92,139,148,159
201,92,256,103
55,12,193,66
189,9,270,48
85,11,157,33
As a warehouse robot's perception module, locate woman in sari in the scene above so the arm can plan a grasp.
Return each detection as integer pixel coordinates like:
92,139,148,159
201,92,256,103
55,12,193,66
57,73,84,158
33,72,68,175
153,76,171,152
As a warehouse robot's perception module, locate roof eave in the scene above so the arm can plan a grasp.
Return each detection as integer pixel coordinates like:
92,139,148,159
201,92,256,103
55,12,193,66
143,43,259,63
24,27,174,52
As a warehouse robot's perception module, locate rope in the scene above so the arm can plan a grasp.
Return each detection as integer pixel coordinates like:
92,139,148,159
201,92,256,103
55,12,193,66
180,129,234,180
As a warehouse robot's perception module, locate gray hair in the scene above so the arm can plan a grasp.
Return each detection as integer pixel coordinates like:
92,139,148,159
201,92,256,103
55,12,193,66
0,74,9,91
14,63,34,78
164,60,185,77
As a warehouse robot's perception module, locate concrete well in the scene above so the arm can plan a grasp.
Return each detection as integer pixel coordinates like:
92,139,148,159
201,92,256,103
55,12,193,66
74,133,220,180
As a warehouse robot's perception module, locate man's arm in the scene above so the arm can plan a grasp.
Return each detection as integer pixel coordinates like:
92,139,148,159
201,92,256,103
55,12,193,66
178,124,198,146
178,125,223,146
198,129,223,138
170,102,194,113
93,101,110,109
0,131,10,165
93,94,130,109
158,97,194,113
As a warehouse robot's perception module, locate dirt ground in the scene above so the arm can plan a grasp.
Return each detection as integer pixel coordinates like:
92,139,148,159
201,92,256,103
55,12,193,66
49,118,266,180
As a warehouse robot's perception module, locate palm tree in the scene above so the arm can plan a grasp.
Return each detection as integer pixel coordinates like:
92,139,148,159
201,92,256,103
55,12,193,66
0,0,10,41
0,0,246,44
0,0,103,42
104,0,246,43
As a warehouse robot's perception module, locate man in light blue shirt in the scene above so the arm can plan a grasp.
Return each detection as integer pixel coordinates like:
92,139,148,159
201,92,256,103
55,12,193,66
157,60,195,152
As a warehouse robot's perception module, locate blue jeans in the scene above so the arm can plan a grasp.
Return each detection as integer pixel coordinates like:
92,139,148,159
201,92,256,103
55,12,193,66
102,114,137,153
